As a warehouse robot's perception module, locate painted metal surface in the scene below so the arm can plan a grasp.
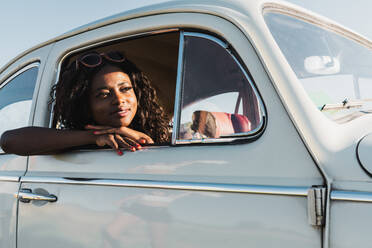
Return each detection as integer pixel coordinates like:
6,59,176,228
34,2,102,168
330,188,372,247
18,183,320,248
15,8,325,248
30,12,323,185
0,182,18,247
330,201,372,248
12,0,372,247
0,43,53,248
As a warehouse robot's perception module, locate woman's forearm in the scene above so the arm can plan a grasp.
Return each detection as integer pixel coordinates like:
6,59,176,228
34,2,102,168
0,127,96,156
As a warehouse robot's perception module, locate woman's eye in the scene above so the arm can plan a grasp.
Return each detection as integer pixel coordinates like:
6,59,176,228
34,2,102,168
97,92,110,98
120,86,132,92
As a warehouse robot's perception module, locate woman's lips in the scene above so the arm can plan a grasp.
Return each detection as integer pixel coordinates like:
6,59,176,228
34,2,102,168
117,109,129,117
112,108,130,117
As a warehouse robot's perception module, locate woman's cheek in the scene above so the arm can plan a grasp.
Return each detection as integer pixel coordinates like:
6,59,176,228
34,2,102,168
91,103,110,124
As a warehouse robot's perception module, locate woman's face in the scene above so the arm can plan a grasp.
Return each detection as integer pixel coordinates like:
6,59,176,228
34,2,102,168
89,65,137,127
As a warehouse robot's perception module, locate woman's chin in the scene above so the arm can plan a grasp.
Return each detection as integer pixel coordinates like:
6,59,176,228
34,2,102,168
115,119,131,128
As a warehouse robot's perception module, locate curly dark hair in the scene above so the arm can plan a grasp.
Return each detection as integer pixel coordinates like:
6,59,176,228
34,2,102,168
50,51,170,143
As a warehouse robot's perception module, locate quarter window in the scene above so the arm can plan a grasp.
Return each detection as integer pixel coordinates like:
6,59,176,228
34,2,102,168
176,33,264,142
0,64,39,148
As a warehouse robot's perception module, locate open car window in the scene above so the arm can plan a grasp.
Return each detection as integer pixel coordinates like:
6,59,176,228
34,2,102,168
175,32,265,143
52,31,179,146
53,30,265,148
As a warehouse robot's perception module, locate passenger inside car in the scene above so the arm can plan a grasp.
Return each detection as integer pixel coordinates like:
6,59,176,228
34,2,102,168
0,51,170,156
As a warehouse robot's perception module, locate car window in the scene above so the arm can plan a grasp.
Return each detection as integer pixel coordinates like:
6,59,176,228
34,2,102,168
176,33,265,142
53,31,264,148
0,64,39,151
52,31,179,145
264,12,372,123
181,92,243,124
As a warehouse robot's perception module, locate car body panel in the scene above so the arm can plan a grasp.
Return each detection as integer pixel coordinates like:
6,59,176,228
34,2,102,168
0,181,18,247
0,44,53,247
3,0,372,247
16,9,325,248
18,182,319,248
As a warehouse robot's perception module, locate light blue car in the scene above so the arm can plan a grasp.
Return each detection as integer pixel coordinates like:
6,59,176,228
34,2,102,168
1,0,372,247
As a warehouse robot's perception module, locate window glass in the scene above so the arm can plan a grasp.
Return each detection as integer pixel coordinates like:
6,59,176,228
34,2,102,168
0,65,39,141
178,34,263,141
265,12,372,123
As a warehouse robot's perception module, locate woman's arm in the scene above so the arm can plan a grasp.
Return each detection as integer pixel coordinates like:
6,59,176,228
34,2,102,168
0,127,97,156
0,126,139,156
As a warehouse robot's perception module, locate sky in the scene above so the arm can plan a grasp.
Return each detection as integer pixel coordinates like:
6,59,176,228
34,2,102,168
0,0,371,70
0,0,167,69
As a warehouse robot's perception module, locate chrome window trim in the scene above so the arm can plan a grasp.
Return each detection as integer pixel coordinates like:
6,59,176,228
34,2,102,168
172,31,185,144
48,28,179,128
0,62,40,90
175,32,266,145
184,32,228,49
331,190,372,203
229,49,266,127
0,176,20,182
21,176,308,196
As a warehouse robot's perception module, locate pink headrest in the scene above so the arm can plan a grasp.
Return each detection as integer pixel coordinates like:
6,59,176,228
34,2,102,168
192,111,251,138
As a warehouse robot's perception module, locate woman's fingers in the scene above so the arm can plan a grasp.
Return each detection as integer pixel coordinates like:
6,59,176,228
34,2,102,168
107,134,123,155
114,134,133,151
95,133,142,156
116,135,143,152
92,128,140,143
91,126,154,145
122,136,142,150
96,134,122,156
139,136,154,144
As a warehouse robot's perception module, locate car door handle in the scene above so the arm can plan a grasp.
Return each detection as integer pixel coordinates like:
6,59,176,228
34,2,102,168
15,188,58,203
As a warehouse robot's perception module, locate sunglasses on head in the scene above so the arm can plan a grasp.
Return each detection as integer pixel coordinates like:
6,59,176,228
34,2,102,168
75,51,126,70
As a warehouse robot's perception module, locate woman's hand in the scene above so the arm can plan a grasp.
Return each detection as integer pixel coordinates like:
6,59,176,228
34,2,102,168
95,133,140,156
86,124,154,144
85,124,154,155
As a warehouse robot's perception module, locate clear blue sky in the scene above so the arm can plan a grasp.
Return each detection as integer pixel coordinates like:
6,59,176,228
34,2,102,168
0,0,167,69
0,0,371,69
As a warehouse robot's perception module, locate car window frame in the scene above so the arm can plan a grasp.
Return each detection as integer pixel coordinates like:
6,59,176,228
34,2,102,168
48,28,266,149
173,31,266,145
48,28,180,130
0,62,40,154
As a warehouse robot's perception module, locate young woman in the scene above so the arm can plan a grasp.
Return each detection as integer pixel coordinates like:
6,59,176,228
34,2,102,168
0,51,170,156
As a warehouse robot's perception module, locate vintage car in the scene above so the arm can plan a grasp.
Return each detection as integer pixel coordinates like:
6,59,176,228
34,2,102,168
1,0,372,247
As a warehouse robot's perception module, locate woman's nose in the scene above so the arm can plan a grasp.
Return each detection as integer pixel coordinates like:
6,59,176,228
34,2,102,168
112,91,125,105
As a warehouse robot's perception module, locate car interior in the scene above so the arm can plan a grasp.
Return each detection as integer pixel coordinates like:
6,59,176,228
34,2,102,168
55,30,263,146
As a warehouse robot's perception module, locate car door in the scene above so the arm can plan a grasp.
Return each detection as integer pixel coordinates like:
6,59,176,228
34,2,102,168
16,10,325,248
0,44,52,248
